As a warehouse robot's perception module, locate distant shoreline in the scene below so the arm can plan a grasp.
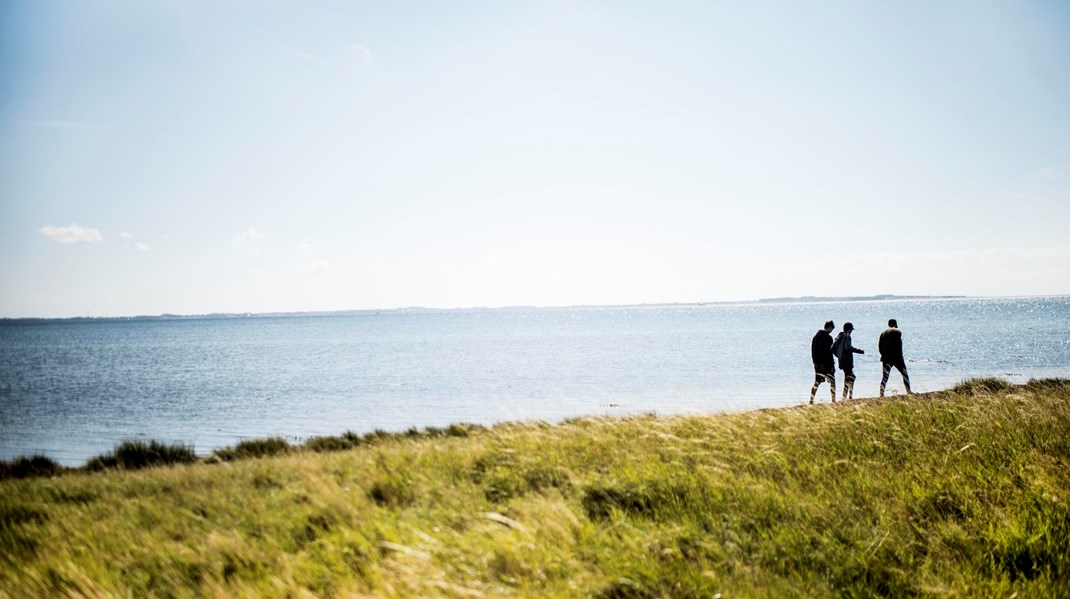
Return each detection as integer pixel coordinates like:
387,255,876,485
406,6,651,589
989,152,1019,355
755,293,966,304
9,293,1057,323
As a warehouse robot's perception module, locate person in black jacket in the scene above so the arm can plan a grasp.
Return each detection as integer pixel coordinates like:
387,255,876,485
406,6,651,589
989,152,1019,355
833,322,865,400
810,320,837,404
879,319,912,396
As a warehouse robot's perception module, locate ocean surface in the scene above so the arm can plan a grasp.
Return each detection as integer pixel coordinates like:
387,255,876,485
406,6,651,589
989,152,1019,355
2,296,1069,466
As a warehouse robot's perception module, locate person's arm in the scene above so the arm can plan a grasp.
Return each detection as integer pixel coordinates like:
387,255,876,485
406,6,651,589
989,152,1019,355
853,346,865,354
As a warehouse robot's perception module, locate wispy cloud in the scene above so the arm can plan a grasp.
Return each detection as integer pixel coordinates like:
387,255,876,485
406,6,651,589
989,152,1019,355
232,228,266,255
290,50,324,64
233,228,265,246
294,242,333,273
39,223,103,244
350,44,378,68
118,231,152,252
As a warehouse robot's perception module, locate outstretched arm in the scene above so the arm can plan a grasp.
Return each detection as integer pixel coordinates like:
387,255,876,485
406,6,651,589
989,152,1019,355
853,347,865,354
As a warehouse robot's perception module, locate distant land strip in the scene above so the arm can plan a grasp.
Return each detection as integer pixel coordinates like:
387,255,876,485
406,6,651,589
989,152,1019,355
0,294,1022,323
756,293,967,303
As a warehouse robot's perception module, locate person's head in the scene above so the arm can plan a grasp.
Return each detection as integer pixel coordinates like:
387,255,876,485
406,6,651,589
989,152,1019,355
843,322,854,333
824,320,835,331
888,319,898,328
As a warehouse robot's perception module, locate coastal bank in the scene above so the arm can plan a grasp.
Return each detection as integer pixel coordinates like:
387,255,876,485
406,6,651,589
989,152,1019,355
2,379,1068,597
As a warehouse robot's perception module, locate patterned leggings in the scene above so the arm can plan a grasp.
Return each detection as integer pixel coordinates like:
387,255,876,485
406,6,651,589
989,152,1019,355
811,372,836,402
842,369,856,401
880,362,911,396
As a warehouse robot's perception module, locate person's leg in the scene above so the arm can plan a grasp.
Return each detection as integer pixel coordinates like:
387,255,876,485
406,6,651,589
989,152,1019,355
898,363,912,394
828,373,837,402
843,370,855,401
810,373,822,404
880,362,892,397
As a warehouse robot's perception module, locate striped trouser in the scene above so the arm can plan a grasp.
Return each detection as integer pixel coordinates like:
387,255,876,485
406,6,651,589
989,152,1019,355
842,369,856,400
880,362,911,395
811,367,836,402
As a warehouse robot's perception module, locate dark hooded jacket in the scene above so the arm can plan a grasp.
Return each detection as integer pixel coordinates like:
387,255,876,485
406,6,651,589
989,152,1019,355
833,331,863,371
811,329,834,367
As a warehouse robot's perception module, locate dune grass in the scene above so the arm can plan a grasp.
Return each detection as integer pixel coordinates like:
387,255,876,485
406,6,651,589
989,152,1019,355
1,379,1068,597
0,456,62,481
83,440,198,473
211,437,292,462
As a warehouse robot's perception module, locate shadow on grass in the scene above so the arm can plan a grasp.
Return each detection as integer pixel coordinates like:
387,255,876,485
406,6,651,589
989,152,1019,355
582,482,701,521
471,451,573,503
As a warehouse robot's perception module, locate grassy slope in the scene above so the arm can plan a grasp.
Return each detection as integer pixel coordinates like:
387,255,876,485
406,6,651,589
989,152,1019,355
2,380,1069,598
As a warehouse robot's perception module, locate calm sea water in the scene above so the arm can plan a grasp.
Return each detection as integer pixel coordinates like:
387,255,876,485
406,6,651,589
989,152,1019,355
2,297,1069,465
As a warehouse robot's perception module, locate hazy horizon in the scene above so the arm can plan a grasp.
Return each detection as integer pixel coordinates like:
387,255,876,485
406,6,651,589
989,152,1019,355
3,1,1068,318
11,292,1070,322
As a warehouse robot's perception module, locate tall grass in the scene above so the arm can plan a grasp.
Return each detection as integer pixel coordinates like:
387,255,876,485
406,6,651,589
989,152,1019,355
211,437,291,462
947,376,1015,394
0,455,63,481
84,439,197,471
1,379,1068,597
1,423,489,481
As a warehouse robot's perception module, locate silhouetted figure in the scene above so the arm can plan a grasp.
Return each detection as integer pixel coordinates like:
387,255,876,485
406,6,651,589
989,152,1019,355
879,319,912,396
833,322,864,400
810,320,837,404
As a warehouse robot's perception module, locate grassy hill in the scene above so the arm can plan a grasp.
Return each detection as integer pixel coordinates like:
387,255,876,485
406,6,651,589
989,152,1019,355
2,379,1068,597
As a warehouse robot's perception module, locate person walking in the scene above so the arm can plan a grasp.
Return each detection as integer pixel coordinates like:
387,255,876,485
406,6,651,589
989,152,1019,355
879,319,912,396
833,322,864,400
810,320,837,404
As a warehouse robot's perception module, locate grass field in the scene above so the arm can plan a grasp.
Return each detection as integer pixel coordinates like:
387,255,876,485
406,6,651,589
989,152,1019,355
2,379,1068,597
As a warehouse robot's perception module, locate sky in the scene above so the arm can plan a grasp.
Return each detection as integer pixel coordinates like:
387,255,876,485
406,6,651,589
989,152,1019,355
1,1,1068,318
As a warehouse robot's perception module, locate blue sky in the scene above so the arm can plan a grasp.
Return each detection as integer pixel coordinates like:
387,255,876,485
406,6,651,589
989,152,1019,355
2,1,1068,317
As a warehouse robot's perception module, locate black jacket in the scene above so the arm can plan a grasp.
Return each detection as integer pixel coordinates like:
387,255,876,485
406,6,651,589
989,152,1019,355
879,327,905,364
811,330,834,366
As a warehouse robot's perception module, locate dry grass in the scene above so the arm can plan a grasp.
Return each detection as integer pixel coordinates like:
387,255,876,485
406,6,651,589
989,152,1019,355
2,379,1068,597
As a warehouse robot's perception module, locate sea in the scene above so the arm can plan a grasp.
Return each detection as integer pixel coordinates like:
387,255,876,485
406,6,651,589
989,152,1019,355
2,296,1069,466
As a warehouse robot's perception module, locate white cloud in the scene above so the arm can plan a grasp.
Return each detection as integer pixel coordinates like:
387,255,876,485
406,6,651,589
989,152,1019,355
232,228,266,246
120,231,133,239
290,50,324,64
302,259,334,274
293,243,332,273
39,223,103,244
136,242,151,252
350,44,378,68
232,228,266,255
